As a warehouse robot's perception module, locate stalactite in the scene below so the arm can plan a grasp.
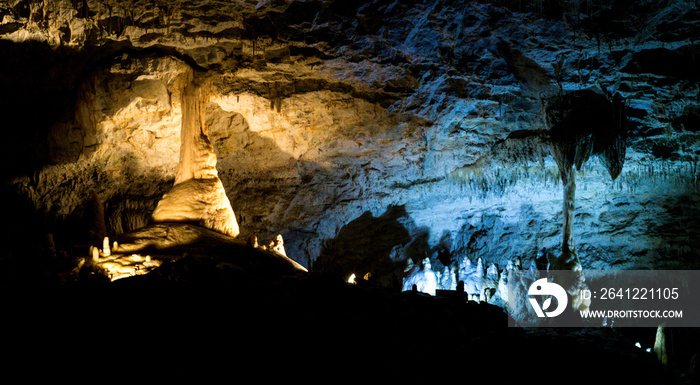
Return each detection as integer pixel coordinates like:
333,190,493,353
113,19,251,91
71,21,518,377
546,88,628,258
269,81,282,112
175,81,218,184
561,169,575,253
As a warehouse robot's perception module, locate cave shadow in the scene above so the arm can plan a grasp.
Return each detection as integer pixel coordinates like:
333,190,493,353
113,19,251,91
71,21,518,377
312,205,422,290
310,205,456,290
0,39,87,182
63,149,173,245
0,38,210,183
204,102,339,267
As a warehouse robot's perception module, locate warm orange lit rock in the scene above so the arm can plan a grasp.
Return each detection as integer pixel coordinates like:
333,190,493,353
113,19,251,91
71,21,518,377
152,80,240,238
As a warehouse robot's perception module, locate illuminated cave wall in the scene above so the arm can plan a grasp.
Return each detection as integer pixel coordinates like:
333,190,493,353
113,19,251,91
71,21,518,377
1,0,699,284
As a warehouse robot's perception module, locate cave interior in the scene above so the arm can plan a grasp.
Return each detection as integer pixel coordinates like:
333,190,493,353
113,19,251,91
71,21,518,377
1,0,700,381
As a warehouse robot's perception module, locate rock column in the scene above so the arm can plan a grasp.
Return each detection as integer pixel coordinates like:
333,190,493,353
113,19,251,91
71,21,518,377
152,79,240,238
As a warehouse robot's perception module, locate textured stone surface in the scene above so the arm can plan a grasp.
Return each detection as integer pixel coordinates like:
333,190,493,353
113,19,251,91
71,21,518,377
152,177,239,236
1,0,699,283
2,1,700,380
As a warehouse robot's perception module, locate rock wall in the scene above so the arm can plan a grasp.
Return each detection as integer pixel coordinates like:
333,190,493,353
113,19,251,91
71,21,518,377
2,0,699,280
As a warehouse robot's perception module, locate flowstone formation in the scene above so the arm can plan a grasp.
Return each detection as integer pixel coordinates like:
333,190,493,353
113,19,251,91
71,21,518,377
87,222,306,282
88,236,161,281
151,78,240,238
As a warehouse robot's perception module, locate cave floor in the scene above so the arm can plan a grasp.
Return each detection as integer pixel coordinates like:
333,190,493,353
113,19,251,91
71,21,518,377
1,270,689,384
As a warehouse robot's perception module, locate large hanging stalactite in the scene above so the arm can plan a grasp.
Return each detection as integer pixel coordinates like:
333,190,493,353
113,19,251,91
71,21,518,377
545,87,627,311
175,79,220,184
547,88,628,179
547,88,628,253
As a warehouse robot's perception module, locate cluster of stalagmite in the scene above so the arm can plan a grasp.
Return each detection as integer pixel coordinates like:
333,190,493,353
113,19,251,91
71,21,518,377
402,251,590,316
247,234,287,257
400,90,617,309
402,256,502,302
88,236,161,281
402,258,439,295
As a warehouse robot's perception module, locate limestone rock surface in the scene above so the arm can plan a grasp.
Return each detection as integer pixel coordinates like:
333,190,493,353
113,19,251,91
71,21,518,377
151,177,239,238
1,0,698,283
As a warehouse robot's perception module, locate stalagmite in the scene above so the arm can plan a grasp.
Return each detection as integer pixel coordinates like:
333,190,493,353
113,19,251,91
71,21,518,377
495,268,509,305
483,288,494,303
457,257,474,283
505,259,514,272
247,235,259,248
654,324,668,366
152,79,240,238
439,265,456,290
525,260,539,281
513,257,521,270
102,236,111,257
402,257,438,295
486,263,499,282
86,191,107,245
262,234,287,257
